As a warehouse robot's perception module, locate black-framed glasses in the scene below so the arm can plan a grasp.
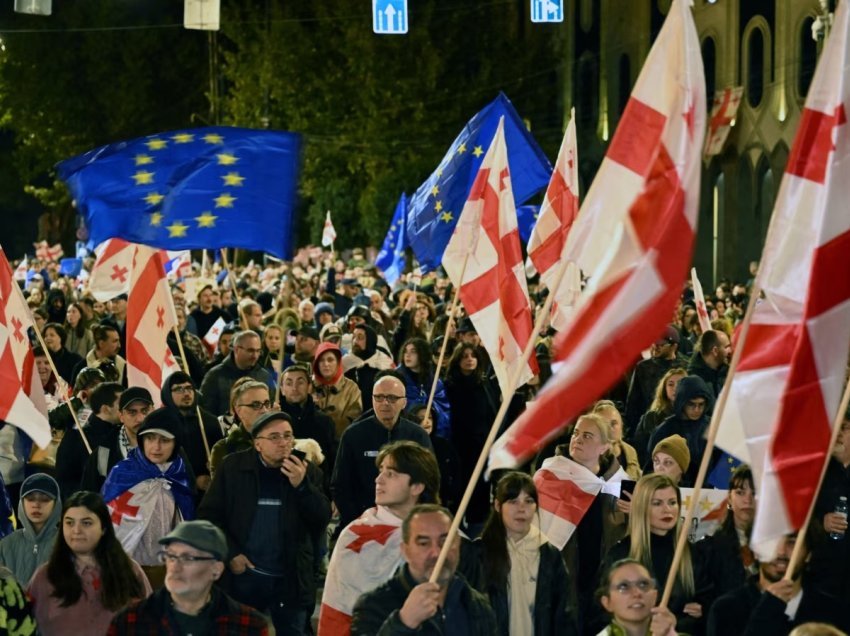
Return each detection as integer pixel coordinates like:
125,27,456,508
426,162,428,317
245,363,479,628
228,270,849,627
237,400,272,411
158,551,217,565
373,394,403,404
255,432,294,443
611,578,656,595
171,385,195,394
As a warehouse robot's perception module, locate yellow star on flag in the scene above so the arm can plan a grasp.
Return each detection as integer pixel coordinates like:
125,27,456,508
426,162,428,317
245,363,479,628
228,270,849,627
167,221,189,237
472,145,484,157
431,185,440,196
172,133,194,144
146,138,167,151
150,212,163,227
217,153,238,166
440,211,453,223
221,172,245,187
134,154,153,166
699,497,715,514
457,143,467,154
214,192,236,208
436,167,444,177
195,211,218,228
435,201,443,212
203,133,224,144
133,171,154,185
144,192,164,206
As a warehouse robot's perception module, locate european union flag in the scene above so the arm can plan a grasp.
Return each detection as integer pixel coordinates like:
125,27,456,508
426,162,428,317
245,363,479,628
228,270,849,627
707,451,743,489
375,193,408,285
57,127,302,259
516,205,540,245
407,93,552,272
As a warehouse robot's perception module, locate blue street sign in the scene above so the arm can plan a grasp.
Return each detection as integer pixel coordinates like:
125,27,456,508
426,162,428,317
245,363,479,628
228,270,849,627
531,0,563,23
373,0,408,34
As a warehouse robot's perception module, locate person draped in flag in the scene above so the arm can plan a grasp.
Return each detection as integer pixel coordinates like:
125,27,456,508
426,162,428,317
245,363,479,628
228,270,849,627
318,441,441,635
471,471,576,636
101,408,195,589
600,474,710,635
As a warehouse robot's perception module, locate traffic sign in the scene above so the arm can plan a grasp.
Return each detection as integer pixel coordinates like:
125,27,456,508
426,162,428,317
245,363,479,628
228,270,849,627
531,0,563,23
373,0,408,35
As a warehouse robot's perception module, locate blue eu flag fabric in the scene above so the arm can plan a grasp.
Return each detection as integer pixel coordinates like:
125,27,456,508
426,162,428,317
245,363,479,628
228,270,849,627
375,193,408,286
707,451,742,489
516,205,540,245
57,127,302,259
407,92,552,272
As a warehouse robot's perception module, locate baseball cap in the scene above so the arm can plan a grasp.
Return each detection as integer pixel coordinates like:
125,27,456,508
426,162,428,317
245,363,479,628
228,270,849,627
159,520,228,561
20,473,59,501
119,387,154,411
292,325,320,340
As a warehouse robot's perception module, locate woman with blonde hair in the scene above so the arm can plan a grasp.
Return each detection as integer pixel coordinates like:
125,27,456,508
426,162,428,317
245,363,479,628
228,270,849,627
593,400,641,480
600,473,710,634
633,368,687,465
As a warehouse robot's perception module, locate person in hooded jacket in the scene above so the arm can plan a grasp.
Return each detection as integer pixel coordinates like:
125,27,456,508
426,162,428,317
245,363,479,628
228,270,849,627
159,371,223,496
646,375,718,485
45,288,68,325
397,337,451,439
0,473,62,585
312,341,362,439
342,323,393,406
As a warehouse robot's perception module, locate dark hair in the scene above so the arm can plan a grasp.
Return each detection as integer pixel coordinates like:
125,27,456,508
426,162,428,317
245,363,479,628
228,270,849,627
47,491,146,611
93,324,118,344
479,472,539,587
401,337,433,384
696,329,724,356
376,441,441,505
720,464,755,536
401,504,453,543
33,346,46,358
43,322,67,347
65,303,88,338
447,342,483,382
596,558,650,604
90,382,123,414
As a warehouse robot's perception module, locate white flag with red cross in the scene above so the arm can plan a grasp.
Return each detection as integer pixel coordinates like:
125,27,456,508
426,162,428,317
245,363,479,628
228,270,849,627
690,267,712,332
714,0,850,559
526,108,582,332
0,247,51,449
126,245,178,402
202,316,227,356
89,238,134,302
704,86,743,158
322,210,337,247
442,117,539,392
489,0,705,470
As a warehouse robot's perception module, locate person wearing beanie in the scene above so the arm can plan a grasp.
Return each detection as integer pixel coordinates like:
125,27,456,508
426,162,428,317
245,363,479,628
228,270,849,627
101,408,196,589
314,302,335,329
0,473,62,584
652,434,691,486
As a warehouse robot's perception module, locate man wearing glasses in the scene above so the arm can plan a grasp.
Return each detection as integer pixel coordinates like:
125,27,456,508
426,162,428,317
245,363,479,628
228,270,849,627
200,330,273,416
199,411,331,635
332,373,434,530
110,520,269,634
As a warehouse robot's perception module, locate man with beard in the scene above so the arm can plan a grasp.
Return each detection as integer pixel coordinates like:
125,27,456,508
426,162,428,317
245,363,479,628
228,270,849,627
161,371,224,494
284,325,320,369
707,532,847,635
343,324,393,405
687,329,731,400
350,505,495,635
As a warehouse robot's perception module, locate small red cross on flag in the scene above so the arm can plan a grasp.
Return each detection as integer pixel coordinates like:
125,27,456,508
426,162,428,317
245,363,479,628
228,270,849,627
90,239,134,302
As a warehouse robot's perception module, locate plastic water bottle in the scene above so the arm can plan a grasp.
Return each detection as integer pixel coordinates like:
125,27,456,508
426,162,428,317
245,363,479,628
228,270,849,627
830,496,848,541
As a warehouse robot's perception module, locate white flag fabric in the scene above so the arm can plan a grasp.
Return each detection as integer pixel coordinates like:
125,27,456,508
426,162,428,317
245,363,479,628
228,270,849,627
690,267,712,333
526,108,581,331
0,247,51,449
490,0,705,469
322,210,337,247
318,506,403,636
89,238,134,302
715,0,850,559
442,117,538,392
126,245,178,402
703,86,743,157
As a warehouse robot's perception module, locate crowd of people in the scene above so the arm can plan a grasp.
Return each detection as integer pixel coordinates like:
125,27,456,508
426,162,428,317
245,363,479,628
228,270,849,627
0,247,845,635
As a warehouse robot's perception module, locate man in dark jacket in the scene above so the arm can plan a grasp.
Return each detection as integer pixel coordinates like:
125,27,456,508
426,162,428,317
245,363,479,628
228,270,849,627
160,371,224,494
109,520,268,635
332,374,434,530
687,329,730,399
199,330,272,416
197,411,331,635
351,504,496,635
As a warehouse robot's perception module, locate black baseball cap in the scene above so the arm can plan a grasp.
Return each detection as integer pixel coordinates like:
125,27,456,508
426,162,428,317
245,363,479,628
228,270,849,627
119,387,154,410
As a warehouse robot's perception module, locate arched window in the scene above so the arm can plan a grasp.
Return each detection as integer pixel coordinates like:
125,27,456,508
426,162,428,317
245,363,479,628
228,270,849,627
799,17,817,97
746,27,765,107
618,53,631,115
702,37,716,106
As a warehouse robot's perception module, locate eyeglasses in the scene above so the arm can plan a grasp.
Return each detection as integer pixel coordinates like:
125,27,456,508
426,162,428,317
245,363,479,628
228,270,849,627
255,433,294,443
236,346,263,355
237,400,272,411
373,394,403,404
610,578,656,595
171,385,194,394
611,579,655,596
158,551,217,565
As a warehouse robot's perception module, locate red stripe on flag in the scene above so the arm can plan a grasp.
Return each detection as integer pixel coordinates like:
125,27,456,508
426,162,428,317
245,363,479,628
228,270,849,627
126,251,168,384
535,468,598,526
607,98,667,178
318,603,352,636
736,324,799,372
786,105,847,185
530,171,578,274
807,227,850,318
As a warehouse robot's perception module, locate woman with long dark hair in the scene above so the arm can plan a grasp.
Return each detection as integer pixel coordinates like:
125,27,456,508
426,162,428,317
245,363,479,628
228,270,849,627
63,302,95,360
28,491,151,635
398,337,451,438
474,471,575,636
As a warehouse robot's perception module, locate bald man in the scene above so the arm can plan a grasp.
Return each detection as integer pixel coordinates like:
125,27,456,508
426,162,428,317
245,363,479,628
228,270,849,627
331,373,434,530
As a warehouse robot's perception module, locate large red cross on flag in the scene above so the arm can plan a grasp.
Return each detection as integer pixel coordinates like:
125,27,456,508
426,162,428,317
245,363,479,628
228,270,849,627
526,108,582,332
703,86,743,157
442,117,539,392
714,0,850,560
489,0,705,470
126,245,177,401
0,247,51,449
89,238,134,302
